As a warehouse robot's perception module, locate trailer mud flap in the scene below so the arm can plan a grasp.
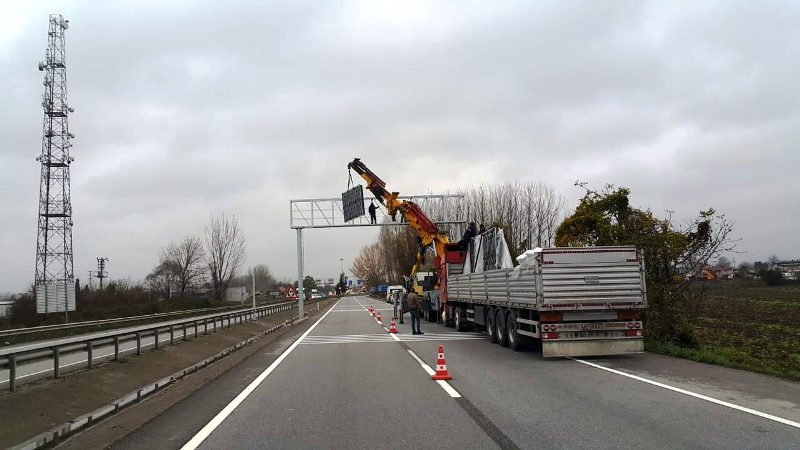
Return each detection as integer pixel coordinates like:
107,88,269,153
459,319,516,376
542,339,644,358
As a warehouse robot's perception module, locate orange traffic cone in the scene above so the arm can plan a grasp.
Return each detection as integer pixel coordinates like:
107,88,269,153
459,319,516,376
388,320,398,333
431,345,453,380
376,312,382,323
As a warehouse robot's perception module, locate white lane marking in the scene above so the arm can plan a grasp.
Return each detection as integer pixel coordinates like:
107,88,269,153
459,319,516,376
406,348,461,398
436,380,462,398
181,299,341,450
355,297,462,399
300,336,484,345
407,348,436,376
571,358,800,430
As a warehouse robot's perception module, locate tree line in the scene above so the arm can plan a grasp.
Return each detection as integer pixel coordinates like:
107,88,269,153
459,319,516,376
351,180,567,285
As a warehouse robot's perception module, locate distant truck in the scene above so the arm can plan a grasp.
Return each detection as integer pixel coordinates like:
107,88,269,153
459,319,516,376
438,242,647,357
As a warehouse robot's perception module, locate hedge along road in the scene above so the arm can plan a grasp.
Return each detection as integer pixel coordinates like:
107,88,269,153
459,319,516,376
110,296,799,449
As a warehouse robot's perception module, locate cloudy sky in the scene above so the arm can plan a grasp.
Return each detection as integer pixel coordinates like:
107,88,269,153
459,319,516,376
1,0,798,293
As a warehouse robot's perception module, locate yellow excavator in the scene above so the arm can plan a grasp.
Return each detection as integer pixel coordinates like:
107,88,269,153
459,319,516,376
347,158,451,320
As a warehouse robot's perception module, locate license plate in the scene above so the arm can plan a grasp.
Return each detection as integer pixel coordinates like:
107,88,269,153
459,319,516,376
560,330,625,339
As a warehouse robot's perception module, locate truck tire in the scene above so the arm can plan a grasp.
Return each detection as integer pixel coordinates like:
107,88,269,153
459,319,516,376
455,307,468,332
441,306,450,327
497,309,510,347
487,308,499,344
507,311,524,351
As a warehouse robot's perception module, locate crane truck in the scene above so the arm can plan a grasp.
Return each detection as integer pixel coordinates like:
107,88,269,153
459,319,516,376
348,158,647,357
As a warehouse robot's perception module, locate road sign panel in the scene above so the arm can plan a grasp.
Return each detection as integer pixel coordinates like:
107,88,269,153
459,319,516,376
342,185,365,222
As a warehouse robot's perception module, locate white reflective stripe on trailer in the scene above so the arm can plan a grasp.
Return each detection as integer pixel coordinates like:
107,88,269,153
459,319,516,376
516,317,537,326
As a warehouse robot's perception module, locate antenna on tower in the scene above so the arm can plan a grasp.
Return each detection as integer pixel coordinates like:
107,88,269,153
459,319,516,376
35,14,76,321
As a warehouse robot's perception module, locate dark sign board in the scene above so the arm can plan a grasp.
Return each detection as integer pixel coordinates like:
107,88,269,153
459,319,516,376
342,185,365,222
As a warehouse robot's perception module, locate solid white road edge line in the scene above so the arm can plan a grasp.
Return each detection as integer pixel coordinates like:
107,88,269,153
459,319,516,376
571,357,800,430
180,299,342,450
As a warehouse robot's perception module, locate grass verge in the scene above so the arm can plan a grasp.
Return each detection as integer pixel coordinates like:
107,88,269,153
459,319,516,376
645,340,800,381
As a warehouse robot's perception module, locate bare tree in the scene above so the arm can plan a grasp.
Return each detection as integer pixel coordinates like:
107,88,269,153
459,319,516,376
250,264,277,292
146,260,179,297
458,181,565,258
378,226,419,284
204,213,247,301
161,236,205,296
351,243,386,288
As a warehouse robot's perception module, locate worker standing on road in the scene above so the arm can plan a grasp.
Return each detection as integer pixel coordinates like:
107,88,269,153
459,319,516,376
368,201,377,224
407,291,423,335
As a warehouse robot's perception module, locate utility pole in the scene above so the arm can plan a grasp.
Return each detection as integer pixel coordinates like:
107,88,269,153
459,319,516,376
96,257,108,289
252,270,256,312
87,270,93,290
34,14,75,322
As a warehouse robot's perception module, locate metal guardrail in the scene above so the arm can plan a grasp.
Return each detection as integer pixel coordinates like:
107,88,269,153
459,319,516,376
0,304,251,339
0,301,301,392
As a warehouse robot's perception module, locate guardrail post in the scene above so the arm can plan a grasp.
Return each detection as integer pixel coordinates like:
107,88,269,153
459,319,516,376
194,321,198,338
9,355,17,392
87,340,94,369
154,328,160,349
53,347,61,378
204,319,208,335
114,336,120,360
182,323,188,341
170,325,174,344
213,318,217,332
136,332,142,355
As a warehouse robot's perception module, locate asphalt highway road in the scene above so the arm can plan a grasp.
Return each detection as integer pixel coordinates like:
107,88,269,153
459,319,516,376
110,296,800,449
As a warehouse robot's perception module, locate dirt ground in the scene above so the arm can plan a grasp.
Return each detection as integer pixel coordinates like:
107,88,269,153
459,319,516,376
694,283,800,379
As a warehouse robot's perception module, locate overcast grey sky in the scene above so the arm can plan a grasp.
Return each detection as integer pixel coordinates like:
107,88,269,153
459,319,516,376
1,0,798,292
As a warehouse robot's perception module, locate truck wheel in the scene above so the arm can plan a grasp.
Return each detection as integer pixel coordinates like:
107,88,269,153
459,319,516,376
487,308,498,344
442,307,452,327
455,307,466,332
497,310,510,347
507,311,524,351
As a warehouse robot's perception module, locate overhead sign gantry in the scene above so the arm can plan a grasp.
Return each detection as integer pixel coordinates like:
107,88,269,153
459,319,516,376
289,169,465,317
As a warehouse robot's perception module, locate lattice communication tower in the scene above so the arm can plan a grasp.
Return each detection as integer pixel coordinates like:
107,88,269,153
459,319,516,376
34,14,76,314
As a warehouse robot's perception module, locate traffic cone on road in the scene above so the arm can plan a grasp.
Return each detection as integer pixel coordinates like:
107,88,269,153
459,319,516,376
388,320,398,333
431,345,453,380
376,312,382,323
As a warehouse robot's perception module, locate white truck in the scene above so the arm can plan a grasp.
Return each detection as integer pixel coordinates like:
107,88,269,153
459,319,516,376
441,240,647,357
